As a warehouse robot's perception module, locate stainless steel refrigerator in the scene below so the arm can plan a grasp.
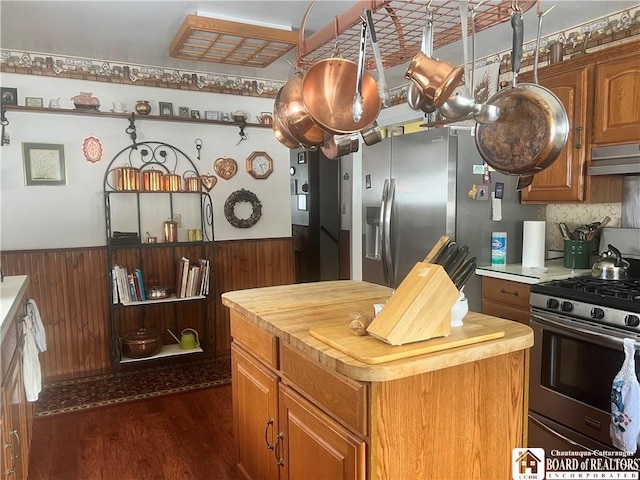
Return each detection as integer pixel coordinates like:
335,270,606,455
362,127,540,312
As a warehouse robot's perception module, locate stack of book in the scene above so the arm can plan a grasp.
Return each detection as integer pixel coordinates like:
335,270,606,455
112,266,146,304
175,257,211,298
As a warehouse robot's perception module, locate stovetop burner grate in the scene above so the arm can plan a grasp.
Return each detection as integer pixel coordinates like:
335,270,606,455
531,277,640,313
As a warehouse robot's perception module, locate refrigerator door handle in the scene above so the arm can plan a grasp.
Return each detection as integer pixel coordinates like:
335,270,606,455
383,179,396,286
380,179,390,284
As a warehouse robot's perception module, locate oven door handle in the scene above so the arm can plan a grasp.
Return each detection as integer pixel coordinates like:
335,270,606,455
529,415,610,459
531,312,640,349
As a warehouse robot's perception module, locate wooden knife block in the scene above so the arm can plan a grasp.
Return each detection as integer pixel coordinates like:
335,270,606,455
366,262,459,345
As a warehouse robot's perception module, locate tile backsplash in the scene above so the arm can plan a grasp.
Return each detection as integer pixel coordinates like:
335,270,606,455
544,203,622,252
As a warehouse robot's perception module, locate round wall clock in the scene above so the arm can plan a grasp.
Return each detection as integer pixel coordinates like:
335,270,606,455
245,151,274,179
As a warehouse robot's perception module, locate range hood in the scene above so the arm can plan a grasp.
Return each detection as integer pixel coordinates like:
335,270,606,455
588,143,640,175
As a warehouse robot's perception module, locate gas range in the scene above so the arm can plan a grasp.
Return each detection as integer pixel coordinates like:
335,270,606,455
530,276,640,332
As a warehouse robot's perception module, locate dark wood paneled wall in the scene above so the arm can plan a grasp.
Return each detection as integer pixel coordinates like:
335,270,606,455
1,238,295,381
214,238,295,354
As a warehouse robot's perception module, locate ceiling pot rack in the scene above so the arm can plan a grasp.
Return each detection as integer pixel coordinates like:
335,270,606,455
296,0,535,72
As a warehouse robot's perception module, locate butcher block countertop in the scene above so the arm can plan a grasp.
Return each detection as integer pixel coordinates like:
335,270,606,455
222,280,533,382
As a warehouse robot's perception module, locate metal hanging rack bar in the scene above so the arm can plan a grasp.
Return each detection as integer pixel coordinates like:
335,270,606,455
297,0,535,71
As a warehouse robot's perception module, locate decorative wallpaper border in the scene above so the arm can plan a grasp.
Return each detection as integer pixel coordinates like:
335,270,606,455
0,50,286,99
1,5,638,103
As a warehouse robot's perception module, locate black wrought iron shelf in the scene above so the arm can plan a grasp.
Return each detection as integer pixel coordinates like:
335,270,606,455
2,105,271,128
116,294,207,307
119,344,204,364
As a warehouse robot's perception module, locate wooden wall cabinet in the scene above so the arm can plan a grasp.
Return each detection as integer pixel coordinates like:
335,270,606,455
593,53,640,145
518,41,640,204
481,276,531,325
0,280,33,480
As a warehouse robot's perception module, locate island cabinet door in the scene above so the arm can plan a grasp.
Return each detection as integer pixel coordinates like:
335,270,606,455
277,383,366,480
231,343,280,480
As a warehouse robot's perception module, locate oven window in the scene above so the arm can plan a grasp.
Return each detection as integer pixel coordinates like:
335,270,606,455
541,330,640,412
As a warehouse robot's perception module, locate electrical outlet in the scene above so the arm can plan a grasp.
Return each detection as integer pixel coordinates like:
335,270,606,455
174,214,181,227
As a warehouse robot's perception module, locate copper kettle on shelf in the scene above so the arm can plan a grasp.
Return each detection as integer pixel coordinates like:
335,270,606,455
257,112,273,125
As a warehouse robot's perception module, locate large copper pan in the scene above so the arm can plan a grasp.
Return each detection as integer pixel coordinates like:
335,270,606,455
475,12,568,181
276,71,327,148
301,57,381,135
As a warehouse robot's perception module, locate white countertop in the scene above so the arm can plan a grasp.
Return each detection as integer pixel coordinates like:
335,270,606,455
475,259,592,284
1,275,29,340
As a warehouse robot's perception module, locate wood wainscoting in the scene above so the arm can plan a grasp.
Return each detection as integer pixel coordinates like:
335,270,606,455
1,238,294,381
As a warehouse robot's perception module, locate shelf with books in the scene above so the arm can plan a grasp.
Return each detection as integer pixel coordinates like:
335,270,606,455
104,140,215,370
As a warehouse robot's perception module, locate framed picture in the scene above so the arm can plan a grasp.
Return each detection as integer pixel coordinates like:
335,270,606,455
25,96,43,108
297,151,307,164
22,143,66,186
204,111,218,121
1,87,18,106
178,106,189,118
159,102,174,117
190,110,201,119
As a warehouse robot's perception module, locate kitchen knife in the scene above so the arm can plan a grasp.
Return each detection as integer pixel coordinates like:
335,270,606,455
450,256,476,287
445,245,470,276
436,242,458,269
452,258,478,290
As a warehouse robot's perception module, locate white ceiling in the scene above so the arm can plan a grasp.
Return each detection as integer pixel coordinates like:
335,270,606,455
1,1,637,89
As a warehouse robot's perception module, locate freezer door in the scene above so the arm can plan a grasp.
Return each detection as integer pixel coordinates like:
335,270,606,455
390,130,453,287
362,138,392,286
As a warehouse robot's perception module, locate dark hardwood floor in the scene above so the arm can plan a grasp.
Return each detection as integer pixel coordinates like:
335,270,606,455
28,385,246,480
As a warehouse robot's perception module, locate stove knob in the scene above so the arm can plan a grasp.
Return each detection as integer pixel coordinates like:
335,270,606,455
625,315,640,328
560,302,573,312
591,308,605,320
546,298,559,309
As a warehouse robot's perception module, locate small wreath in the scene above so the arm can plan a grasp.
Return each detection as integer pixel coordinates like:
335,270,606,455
224,189,262,228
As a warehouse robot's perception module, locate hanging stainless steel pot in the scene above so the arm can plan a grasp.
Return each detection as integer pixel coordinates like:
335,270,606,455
321,133,359,160
475,12,569,180
591,244,630,280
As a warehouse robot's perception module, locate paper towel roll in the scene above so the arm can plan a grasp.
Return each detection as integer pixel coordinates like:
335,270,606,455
522,221,546,268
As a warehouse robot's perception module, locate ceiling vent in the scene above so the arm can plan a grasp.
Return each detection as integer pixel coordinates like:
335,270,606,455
169,14,299,68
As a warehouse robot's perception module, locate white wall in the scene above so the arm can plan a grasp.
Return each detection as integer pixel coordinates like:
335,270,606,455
0,73,292,250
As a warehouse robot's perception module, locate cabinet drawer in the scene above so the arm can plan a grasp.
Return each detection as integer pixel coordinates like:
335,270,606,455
482,277,531,310
482,300,530,325
230,312,278,369
280,342,368,436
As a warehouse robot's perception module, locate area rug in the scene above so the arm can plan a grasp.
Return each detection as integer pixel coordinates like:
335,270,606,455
35,356,232,417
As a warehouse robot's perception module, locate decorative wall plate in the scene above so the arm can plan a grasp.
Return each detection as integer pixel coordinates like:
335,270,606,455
200,175,217,191
82,135,103,162
224,189,262,229
213,157,238,180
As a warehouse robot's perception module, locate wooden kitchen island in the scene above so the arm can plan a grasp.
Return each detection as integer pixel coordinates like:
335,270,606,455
222,280,533,480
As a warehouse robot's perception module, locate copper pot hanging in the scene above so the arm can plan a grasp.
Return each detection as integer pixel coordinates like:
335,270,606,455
275,70,328,148
301,57,380,135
